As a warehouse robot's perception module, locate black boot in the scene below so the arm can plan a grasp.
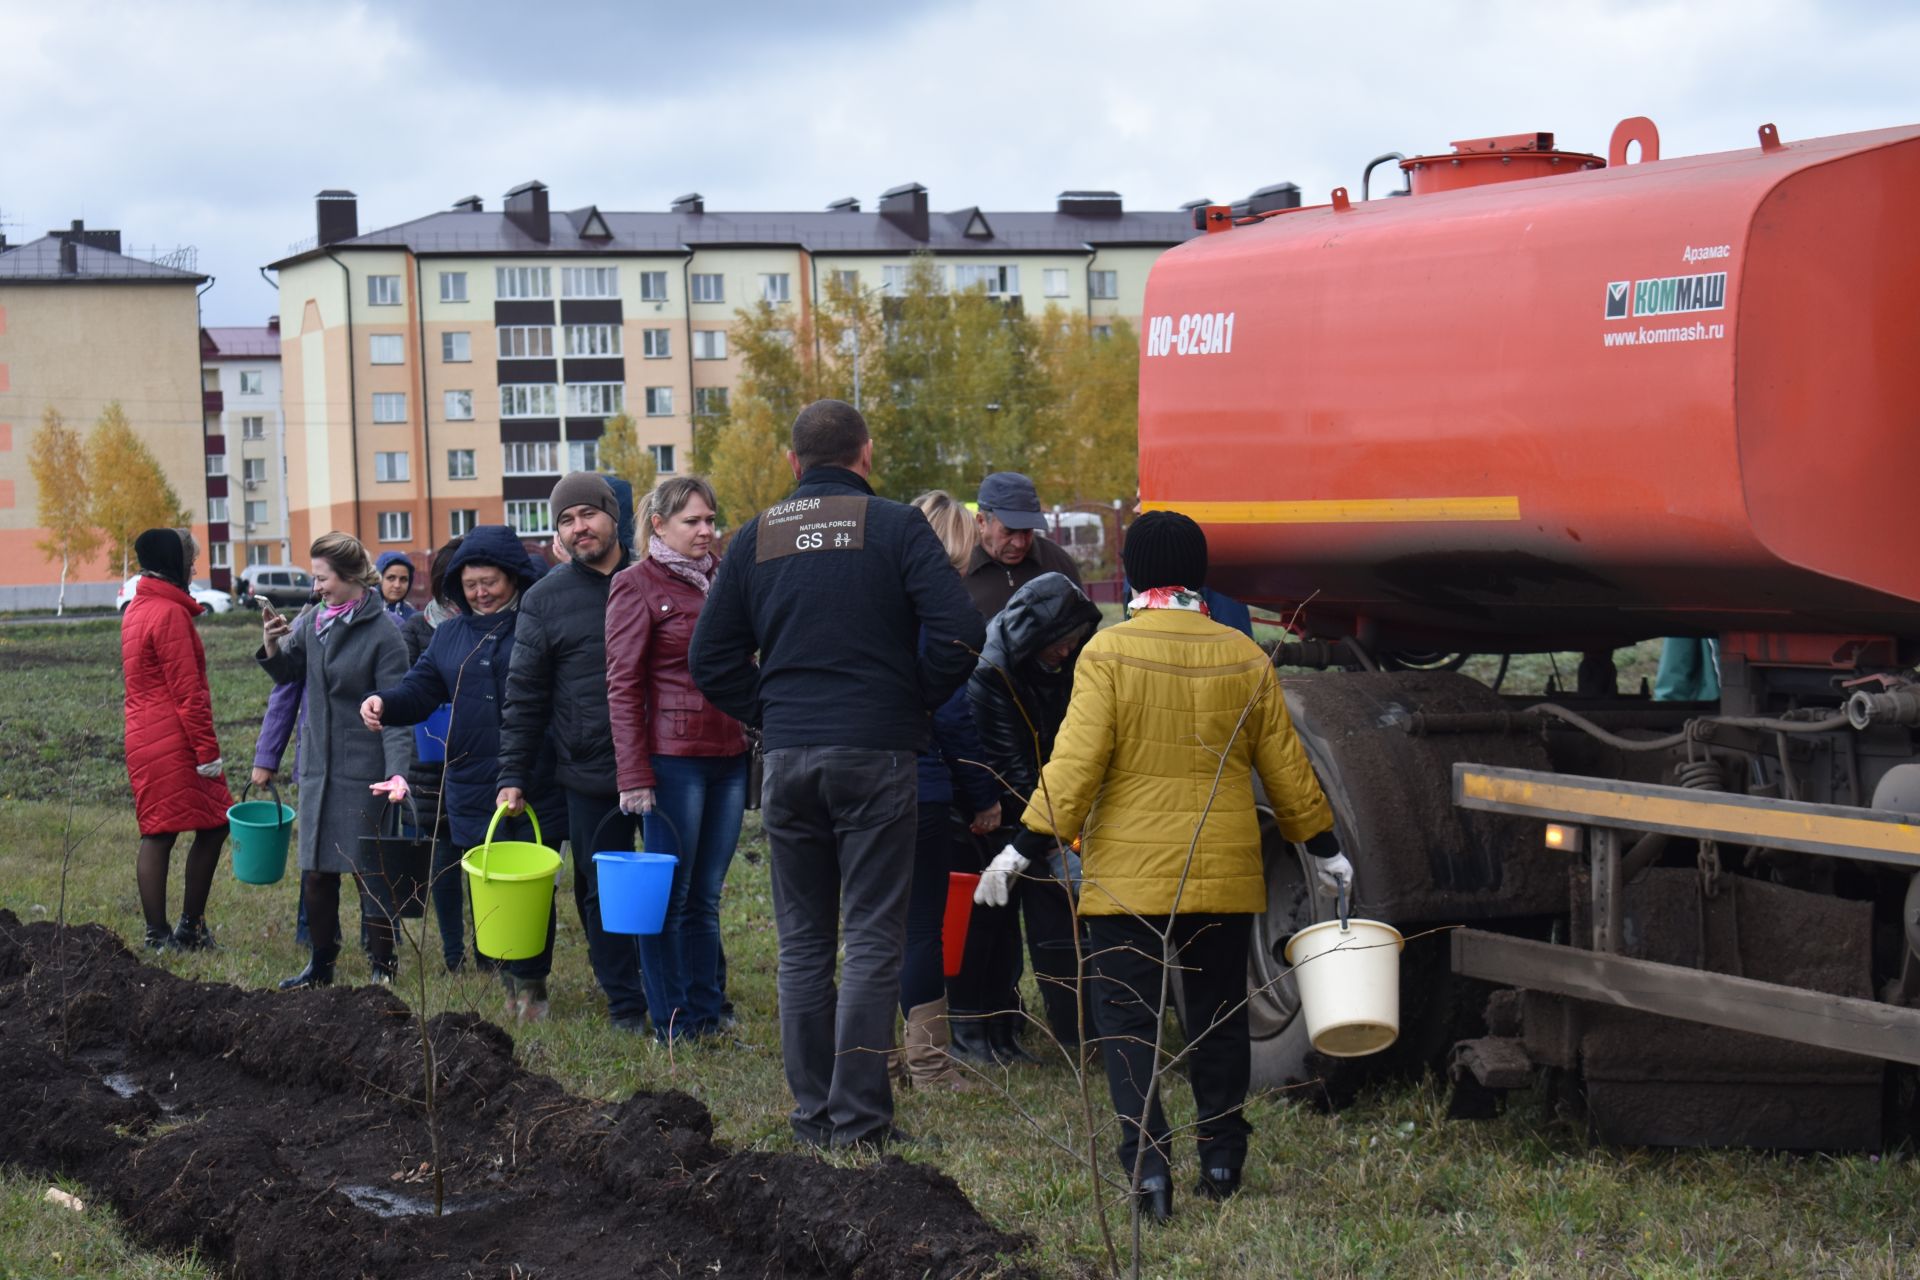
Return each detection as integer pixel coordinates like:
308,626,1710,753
369,960,397,986
171,915,215,951
143,925,176,954
947,1009,998,1065
1135,1175,1174,1224
278,948,338,991
988,1011,1039,1065
1194,1166,1242,1202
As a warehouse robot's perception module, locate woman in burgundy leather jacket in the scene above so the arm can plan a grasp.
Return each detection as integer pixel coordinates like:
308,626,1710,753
606,475,750,1041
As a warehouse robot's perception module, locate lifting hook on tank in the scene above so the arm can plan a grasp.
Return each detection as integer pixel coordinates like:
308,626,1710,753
1362,153,1410,201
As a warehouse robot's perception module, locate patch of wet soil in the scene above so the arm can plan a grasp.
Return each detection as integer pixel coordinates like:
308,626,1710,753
0,912,1032,1278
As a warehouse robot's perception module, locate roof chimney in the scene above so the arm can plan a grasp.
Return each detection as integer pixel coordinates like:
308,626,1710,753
452,194,483,212
1244,182,1302,215
316,190,359,246
879,183,930,240
267,315,281,333
54,218,123,255
670,193,704,214
60,236,78,275
1178,197,1214,211
1057,190,1123,217
826,197,861,213
504,181,551,243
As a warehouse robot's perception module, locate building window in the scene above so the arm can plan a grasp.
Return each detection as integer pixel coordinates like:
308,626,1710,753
692,330,727,361
505,499,552,536
833,269,859,292
562,266,619,299
367,275,402,306
375,451,410,483
372,392,407,423
241,415,265,440
245,499,268,526
953,264,1019,296
882,265,908,297
649,443,676,473
500,384,558,418
639,271,668,302
694,386,729,416
443,389,474,421
567,440,599,473
1092,324,1113,339
448,448,476,479
503,441,561,476
243,457,267,484
567,324,624,357
442,331,471,362
1043,268,1070,298
370,333,404,364
439,271,468,303
239,370,264,395
248,544,272,567
644,386,673,417
495,266,551,299
566,382,625,416
691,273,724,303
450,509,477,537
640,328,670,359
1089,270,1119,300
497,326,554,359
760,273,791,303
209,542,231,569
206,454,226,477
208,497,228,523
377,511,412,542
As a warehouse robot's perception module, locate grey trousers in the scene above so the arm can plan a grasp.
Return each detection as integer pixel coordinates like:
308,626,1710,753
762,746,917,1146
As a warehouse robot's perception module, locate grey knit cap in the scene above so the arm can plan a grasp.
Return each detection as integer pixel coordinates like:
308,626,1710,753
549,471,618,523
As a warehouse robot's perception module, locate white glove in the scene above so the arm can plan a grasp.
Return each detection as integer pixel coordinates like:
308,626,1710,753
195,758,225,779
1313,851,1354,902
974,847,1030,908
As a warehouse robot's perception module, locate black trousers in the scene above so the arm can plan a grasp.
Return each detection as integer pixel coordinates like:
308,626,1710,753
1086,912,1254,1184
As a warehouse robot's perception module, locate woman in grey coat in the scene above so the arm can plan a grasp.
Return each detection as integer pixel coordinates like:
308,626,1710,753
260,531,412,988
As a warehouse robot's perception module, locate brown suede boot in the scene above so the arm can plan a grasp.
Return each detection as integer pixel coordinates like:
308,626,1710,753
905,997,977,1092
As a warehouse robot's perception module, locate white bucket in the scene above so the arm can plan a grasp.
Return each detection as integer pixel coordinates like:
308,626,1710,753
1283,917,1406,1057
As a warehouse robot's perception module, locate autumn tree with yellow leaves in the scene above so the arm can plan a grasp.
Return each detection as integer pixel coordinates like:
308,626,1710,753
87,401,187,579
28,407,102,615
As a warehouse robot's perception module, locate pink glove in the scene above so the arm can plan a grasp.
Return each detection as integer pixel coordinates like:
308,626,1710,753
371,775,410,804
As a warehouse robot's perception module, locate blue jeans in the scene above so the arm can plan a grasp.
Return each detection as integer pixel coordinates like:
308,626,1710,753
640,752,749,1039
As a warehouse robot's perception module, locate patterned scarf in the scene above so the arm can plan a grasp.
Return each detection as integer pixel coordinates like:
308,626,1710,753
1127,585,1210,615
314,596,360,637
649,534,716,596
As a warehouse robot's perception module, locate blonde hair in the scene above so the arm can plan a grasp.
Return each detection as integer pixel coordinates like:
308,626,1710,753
913,490,977,574
641,474,720,551
310,531,378,587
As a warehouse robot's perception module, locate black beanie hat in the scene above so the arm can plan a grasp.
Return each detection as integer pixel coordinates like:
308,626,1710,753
1123,511,1208,592
134,528,190,589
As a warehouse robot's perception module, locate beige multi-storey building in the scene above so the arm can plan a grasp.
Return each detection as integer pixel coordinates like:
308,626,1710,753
202,319,290,583
269,183,1198,555
0,223,209,609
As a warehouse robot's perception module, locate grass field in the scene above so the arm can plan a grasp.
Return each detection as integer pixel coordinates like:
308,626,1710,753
3,614,1917,1278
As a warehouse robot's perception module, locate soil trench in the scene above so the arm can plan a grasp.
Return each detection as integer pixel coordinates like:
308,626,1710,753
0,912,1032,1279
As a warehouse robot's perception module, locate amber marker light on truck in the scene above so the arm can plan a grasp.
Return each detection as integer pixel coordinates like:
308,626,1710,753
1544,823,1583,852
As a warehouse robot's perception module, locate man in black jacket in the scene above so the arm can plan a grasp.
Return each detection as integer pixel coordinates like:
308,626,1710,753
496,471,648,1030
964,471,1084,621
690,400,983,1150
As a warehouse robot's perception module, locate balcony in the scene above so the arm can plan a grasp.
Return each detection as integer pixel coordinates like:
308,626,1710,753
203,389,224,414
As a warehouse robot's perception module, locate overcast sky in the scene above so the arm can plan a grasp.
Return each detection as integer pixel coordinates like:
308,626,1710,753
5,0,1915,325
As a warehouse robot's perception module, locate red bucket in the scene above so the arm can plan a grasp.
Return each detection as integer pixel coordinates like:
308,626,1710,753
942,872,981,977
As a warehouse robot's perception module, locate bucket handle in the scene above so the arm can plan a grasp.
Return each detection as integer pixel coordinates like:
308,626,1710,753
1337,878,1351,933
238,778,289,833
374,789,424,839
590,804,684,859
479,802,544,881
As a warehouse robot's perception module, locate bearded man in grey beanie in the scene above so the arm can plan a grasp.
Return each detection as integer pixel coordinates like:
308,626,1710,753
496,470,650,1030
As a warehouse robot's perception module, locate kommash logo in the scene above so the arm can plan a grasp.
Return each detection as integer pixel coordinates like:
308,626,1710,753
1603,271,1726,320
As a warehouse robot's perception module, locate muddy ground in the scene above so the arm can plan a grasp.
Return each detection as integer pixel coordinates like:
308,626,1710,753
0,911,1032,1279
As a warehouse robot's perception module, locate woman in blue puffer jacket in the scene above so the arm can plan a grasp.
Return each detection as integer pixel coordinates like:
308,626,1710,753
359,525,563,1017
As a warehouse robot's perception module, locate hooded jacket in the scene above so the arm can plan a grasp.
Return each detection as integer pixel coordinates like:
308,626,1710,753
967,572,1104,811
375,551,418,619
122,574,233,834
372,526,557,846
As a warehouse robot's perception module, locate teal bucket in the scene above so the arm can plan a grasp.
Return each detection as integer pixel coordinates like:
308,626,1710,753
589,808,678,935
228,780,295,885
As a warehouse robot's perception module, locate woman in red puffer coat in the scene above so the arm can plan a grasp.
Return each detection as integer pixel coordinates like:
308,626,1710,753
122,527,233,952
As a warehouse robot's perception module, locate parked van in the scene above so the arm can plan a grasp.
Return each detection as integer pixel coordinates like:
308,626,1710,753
238,565,315,608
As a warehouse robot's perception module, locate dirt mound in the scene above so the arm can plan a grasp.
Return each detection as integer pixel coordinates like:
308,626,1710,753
0,912,1032,1278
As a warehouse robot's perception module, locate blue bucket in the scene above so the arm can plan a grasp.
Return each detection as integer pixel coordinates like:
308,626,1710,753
593,852,678,934
413,704,451,763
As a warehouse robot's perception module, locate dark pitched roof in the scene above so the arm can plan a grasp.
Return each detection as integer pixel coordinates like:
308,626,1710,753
273,202,1197,267
202,326,281,358
0,234,207,283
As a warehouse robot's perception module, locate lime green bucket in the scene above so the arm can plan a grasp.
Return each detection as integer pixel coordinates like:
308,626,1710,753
462,804,560,960
228,781,295,885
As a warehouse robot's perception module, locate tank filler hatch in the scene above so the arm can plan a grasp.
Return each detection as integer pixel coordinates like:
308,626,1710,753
1399,131,1605,195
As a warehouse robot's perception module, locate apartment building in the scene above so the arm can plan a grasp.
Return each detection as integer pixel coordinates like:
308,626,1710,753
269,182,1197,552
202,319,290,583
0,223,209,610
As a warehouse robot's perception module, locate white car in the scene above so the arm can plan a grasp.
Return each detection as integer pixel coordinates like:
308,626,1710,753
116,576,235,614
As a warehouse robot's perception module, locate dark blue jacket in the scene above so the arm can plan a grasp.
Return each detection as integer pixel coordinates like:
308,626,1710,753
918,624,999,808
689,467,984,752
373,526,558,847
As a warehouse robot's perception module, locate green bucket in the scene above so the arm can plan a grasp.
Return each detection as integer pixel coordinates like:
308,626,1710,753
462,804,560,960
228,780,295,885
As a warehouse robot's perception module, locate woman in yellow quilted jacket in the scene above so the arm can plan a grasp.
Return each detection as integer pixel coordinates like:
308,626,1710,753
978,510,1352,1223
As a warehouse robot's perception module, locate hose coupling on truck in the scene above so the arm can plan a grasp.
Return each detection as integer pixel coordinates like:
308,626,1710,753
1847,687,1920,730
